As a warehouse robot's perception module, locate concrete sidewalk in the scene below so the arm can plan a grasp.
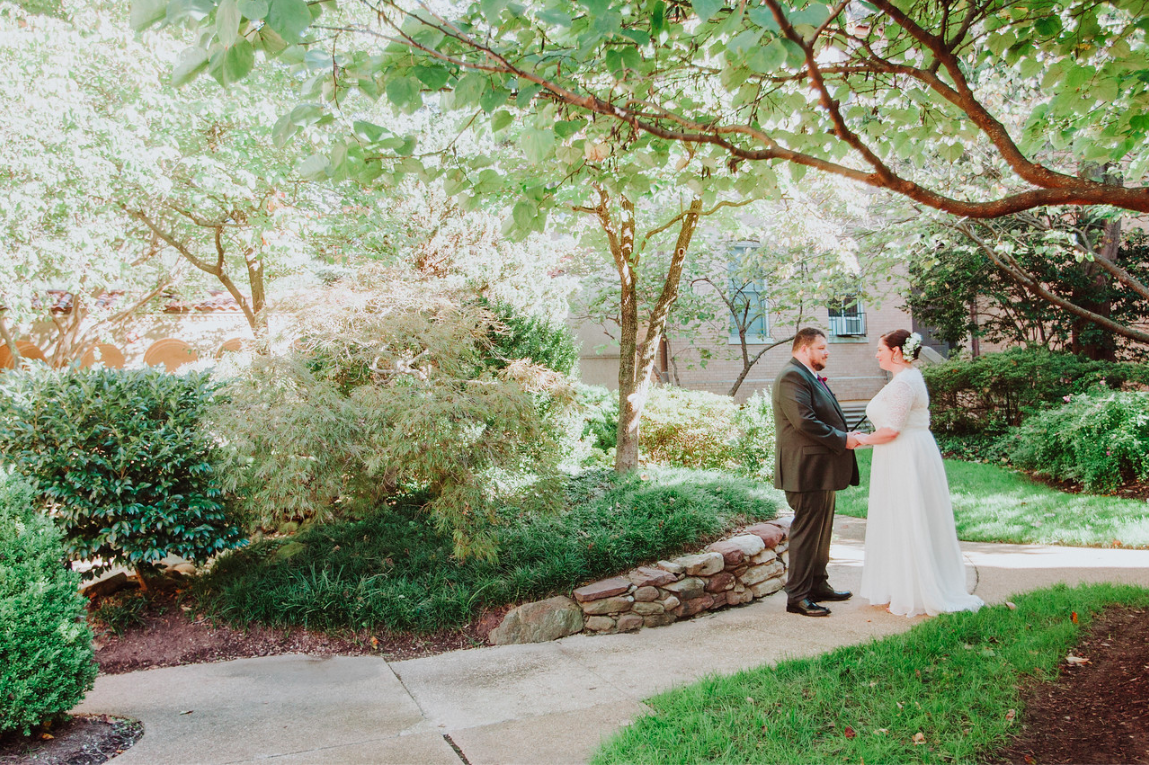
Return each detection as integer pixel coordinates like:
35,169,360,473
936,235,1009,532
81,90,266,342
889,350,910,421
77,516,1149,765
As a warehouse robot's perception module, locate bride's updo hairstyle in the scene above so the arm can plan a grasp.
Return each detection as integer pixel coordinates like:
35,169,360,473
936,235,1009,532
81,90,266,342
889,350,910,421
881,329,922,362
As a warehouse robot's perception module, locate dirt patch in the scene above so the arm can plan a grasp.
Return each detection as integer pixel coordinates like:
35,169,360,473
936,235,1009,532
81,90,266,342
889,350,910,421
92,584,499,675
0,715,142,765
1020,470,1149,503
992,606,1149,764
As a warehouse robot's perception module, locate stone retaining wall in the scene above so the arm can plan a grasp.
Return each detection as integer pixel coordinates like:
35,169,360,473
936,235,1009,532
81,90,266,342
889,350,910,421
489,518,791,645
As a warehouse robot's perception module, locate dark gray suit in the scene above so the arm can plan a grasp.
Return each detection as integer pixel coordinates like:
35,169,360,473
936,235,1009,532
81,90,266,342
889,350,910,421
771,358,860,604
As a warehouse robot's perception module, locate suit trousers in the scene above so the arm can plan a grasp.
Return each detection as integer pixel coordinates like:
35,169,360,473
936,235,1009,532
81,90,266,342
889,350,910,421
783,489,836,604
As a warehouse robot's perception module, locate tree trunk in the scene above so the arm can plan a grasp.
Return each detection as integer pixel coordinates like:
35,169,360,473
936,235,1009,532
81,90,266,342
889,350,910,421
1071,216,1120,361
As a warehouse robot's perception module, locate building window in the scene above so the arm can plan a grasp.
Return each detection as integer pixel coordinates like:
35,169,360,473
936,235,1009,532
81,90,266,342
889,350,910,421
727,243,769,344
828,294,866,337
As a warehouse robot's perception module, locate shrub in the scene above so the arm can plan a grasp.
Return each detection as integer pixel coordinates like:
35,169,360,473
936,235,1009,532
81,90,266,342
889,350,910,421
731,390,776,480
572,385,775,477
0,472,96,735
212,271,575,561
192,467,779,633
923,347,1149,437
0,368,244,578
575,384,619,454
641,387,740,470
1003,387,1149,491
485,300,579,376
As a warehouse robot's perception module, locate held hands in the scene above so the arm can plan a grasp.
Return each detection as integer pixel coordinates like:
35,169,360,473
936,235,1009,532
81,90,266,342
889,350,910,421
846,431,862,450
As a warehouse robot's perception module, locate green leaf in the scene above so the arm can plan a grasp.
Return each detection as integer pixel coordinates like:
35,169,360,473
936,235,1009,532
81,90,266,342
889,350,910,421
171,46,210,86
480,0,509,24
222,40,255,82
727,29,762,57
747,4,781,33
747,39,787,73
298,153,330,180
217,0,241,46
480,87,509,113
521,127,555,164
691,0,722,24
491,110,514,133
414,64,451,90
513,200,537,229
131,0,167,30
353,120,389,143
537,8,573,26
238,0,268,18
267,0,312,41
516,82,543,107
255,25,288,55
781,38,806,66
554,118,586,138
454,72,486,108
386,76,423,111
289,103,325,126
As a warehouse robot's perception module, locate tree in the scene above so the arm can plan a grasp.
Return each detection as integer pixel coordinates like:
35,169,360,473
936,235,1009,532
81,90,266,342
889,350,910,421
0,0,397,358
904,212,1149,357
138,0,1149,218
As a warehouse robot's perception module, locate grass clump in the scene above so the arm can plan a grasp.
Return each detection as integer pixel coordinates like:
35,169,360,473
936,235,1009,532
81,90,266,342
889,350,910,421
837,449,1149,548
192,467,780,634
593,583,1149,765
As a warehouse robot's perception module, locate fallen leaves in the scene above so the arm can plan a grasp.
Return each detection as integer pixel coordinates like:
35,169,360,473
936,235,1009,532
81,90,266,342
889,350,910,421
1071,611,1079,624
844,726,856,739
1006,709,1017,722
1065,654,1090,666
912,732,926,746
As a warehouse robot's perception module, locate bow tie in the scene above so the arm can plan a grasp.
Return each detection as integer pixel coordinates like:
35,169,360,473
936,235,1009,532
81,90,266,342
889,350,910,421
817,375,828,384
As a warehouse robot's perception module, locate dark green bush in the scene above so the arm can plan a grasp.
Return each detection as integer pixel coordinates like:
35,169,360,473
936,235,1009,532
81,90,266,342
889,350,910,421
1002,387,1149,491
486,300,579,376
192,467,779,634
923,347,1149,437
0,368,244,578
0,472,96,735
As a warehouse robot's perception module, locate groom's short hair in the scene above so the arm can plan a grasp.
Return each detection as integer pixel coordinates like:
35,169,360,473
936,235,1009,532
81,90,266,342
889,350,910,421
792,327,826,351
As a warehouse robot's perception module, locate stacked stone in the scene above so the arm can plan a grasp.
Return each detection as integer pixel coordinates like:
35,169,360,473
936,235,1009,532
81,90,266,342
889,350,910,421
572,521,790,635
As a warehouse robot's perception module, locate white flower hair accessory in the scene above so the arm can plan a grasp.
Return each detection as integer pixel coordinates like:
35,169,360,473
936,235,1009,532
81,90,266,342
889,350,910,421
901,332,922,361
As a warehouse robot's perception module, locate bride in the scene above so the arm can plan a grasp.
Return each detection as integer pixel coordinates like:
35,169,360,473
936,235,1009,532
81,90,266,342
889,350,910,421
855,330,984,617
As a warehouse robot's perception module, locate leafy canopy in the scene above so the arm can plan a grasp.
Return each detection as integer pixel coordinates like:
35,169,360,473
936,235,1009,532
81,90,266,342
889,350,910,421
136,0,1149,220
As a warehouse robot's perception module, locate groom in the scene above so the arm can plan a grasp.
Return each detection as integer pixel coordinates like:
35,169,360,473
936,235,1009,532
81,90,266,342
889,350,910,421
771,327,860,617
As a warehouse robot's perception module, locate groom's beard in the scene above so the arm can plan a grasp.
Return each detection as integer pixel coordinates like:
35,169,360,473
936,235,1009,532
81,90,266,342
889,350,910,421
811,359,827,372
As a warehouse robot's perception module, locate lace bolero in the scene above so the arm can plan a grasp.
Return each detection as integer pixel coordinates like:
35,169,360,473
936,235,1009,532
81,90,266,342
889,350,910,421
866,368,931,432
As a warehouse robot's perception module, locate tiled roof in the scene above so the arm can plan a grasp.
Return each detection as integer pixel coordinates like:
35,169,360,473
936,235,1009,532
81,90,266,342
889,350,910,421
163,291,242,313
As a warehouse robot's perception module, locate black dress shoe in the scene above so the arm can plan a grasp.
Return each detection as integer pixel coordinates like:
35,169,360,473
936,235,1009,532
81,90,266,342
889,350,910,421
786,598,831,617
811,588,853,602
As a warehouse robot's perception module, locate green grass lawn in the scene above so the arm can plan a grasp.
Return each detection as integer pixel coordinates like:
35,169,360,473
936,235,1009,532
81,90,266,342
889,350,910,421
192,467,780,634
592,583,1149,765
836,449,1149,548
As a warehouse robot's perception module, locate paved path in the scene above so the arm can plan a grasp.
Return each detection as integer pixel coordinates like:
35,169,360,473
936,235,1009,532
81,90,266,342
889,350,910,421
77,516,1149,765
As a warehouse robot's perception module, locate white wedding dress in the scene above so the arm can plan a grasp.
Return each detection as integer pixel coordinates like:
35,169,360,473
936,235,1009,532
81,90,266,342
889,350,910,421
859,368,984,617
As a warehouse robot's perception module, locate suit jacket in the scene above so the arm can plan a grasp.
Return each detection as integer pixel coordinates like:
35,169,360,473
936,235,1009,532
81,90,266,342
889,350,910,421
771,358,860,492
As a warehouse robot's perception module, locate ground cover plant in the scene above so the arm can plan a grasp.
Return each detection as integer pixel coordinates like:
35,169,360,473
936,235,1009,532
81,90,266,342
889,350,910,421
592,583,1149,765
192,467,780,634
836,450,1149,548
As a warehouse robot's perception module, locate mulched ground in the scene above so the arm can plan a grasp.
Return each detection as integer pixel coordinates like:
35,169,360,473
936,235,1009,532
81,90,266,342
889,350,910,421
1021,471,1149,503
92,583,507,675
0,716,141,765
992,606,1149,764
